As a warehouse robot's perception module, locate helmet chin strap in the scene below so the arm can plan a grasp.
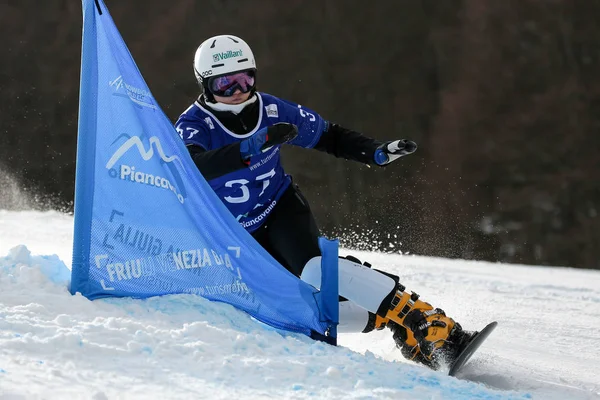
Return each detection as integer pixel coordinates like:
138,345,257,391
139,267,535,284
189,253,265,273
205,93,257,115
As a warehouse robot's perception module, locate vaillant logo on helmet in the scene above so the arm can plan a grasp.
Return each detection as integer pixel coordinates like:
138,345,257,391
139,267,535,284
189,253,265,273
106,135,186,204
212,50,243,63
109,76,157,110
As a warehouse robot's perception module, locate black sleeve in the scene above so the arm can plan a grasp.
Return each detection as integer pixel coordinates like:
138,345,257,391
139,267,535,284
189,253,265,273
187,144,247,181
314,122,383,164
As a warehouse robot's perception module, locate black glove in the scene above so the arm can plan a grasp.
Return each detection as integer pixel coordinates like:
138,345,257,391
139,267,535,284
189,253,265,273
240,122,298,160
373,139,417,166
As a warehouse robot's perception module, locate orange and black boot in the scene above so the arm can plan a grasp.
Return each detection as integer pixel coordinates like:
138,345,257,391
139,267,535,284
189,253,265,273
379,286,476,369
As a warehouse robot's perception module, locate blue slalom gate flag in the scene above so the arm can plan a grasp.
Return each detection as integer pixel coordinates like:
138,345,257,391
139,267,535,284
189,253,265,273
72,0,338,342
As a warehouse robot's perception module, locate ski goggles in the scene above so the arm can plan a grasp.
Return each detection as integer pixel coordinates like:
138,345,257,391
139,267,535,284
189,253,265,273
207,70,256,97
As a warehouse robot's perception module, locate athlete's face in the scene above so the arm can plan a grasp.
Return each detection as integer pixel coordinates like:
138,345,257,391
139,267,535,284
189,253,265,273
213,89,251,105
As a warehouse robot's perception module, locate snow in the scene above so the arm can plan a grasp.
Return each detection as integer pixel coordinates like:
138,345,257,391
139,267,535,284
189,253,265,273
1,210,599,399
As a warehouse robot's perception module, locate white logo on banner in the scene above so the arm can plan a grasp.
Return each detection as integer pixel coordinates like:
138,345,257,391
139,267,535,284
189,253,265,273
109,75,157,109
106,136,185,203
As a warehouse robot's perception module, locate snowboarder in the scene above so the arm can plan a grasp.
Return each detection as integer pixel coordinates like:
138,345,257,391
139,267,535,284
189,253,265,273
176,34,475,370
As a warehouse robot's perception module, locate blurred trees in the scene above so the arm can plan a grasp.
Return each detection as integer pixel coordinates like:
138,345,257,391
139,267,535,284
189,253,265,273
1,0,598,268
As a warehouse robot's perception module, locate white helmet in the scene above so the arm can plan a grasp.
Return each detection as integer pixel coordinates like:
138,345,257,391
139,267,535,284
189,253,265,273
193,35,257,100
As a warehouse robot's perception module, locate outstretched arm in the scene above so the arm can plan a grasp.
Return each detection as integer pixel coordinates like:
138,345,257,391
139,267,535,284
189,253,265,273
315,123,417,165
314,123,383,164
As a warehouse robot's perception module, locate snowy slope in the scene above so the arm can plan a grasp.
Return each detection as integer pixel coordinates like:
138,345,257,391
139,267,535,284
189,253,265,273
1,210,599,399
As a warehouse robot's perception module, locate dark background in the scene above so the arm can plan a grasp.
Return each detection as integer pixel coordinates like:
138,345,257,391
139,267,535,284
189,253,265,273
1,1,599,269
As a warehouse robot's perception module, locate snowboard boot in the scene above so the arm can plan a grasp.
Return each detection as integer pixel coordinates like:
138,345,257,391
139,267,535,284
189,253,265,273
362,312,440,368
370,286,476,370
388,320,477,370
340,255,476,369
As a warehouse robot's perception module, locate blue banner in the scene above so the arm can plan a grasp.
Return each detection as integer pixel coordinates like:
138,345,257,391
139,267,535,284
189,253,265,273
71,0,337,341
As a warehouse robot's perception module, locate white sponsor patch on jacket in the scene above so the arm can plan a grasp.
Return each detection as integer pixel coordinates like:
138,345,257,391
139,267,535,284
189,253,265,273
265,104,278,118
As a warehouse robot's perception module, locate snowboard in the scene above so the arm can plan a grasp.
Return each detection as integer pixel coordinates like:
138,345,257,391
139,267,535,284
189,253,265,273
448,321,498,376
